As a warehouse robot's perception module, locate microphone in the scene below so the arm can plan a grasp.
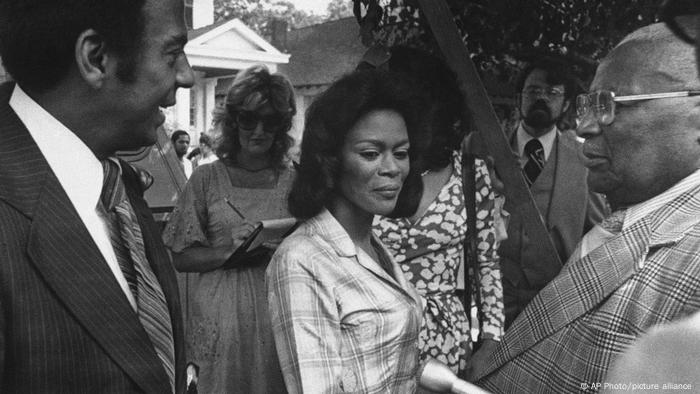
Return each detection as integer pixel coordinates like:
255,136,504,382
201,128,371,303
418,359,491,394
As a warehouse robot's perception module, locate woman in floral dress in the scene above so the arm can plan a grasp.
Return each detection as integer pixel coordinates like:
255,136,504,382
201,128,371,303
373,47,505,378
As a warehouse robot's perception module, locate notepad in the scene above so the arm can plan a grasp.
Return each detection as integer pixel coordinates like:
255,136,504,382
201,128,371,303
240,217,299,253
222,217,299,269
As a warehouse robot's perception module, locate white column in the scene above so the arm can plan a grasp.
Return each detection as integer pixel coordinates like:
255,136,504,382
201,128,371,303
193,83,205,136
174,88,191,131
204,78,218,131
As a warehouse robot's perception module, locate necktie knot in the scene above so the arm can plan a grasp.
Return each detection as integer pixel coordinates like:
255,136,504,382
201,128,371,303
523,138,545,186
599,209,626,234
100,159,126,212
524,138,544,157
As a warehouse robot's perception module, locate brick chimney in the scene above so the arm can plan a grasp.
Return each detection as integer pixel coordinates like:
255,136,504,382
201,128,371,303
269,18,288,52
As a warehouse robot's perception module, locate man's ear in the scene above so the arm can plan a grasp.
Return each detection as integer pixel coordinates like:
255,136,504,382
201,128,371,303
74,29,110,88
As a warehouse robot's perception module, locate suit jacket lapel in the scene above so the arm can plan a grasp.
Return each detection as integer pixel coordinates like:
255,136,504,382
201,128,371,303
26,178,170,392
478,184,700,379
548,133,587,239
477,218,651,378
0,84,170,393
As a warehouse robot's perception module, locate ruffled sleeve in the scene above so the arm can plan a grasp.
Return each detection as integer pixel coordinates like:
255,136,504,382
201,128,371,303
162,164,213,253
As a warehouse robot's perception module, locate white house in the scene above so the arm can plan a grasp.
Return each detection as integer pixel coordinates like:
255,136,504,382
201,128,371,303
168,0,290,144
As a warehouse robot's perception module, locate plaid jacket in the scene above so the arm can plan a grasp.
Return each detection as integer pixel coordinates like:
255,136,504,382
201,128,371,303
476,184,700,393
267,209,423,394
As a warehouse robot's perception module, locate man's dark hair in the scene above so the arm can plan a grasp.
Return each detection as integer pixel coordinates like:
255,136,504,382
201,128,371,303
516,58,577,102
171,130,190,144
0,0,147,93
288,70,425,220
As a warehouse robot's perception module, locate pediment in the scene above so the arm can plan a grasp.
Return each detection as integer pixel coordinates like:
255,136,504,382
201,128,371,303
186,18,289,70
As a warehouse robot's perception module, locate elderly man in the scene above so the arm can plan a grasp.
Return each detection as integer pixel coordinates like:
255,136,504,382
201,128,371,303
602,9,700,391
0,0,194,392
475,20,700,392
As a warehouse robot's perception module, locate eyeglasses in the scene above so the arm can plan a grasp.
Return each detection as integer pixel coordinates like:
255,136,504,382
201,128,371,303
576,90,700,125
521,86,565,99
660,0,700,45
235,111,289,133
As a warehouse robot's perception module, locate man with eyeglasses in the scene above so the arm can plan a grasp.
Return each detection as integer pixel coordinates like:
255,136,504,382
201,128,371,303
601,7,700,390
474,20,700,393
499,59,608,329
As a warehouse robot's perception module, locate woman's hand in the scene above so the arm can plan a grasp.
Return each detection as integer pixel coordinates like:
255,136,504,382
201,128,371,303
230,221,258,251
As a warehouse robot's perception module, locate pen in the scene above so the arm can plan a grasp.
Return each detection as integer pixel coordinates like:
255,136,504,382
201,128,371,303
224,198,245,219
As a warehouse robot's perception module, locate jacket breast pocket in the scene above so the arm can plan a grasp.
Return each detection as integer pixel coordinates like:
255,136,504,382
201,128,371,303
576,317,638,355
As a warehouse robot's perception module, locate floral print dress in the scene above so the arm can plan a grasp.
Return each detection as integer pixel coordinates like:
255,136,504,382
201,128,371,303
373,151,505,374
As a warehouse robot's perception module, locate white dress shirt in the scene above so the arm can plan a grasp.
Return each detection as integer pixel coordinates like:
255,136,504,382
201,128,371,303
181,157,193,179
10,85,137,310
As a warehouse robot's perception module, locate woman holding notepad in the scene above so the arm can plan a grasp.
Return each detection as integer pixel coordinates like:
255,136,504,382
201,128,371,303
266,70,427,393
163,65,295,394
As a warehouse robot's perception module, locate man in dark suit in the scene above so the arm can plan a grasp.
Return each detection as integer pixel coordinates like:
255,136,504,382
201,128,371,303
500,59,609,328
0,0,194,392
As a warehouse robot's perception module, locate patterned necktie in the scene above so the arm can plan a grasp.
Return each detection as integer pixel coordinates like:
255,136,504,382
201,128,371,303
523,138,545,187
99,159,175,392
576,209,627,259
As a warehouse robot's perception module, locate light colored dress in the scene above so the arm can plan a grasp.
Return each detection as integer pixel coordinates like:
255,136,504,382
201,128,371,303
163,160,293,394
267,208,423,394
373,151,505,374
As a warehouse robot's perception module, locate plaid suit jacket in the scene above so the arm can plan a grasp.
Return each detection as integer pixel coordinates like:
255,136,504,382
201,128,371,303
476,183,700,393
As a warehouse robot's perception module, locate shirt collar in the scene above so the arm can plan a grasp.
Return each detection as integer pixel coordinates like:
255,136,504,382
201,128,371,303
623,168,700,230
9,84,103,213
307,208,358,258
517,123,558,161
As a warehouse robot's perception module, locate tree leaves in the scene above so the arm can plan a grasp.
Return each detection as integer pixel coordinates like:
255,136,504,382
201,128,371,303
213,0,325,40
352,0,663,84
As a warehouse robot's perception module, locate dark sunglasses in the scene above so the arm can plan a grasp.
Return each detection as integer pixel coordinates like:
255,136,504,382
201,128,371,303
235,111,289,133
660,0,700,44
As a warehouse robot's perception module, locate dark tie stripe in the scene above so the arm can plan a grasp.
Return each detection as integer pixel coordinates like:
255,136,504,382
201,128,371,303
101,159,175,392
523,139,545,187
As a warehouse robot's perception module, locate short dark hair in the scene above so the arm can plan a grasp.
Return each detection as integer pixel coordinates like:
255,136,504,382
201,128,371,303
0,0,146,93
199,133,213,147
288,70,425,220
516,58,577,102
388,46,466,171
171,130,190,144
214,65,296,168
